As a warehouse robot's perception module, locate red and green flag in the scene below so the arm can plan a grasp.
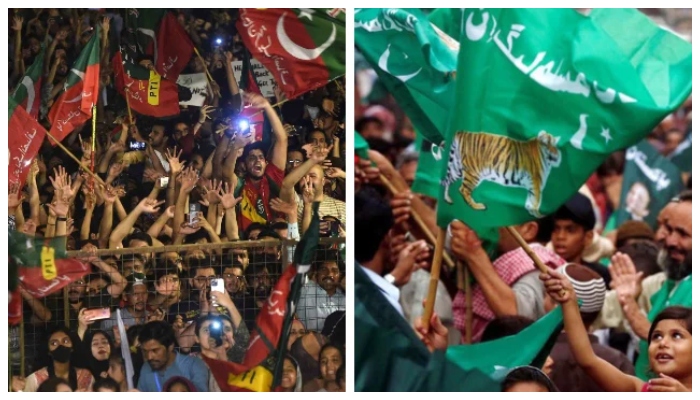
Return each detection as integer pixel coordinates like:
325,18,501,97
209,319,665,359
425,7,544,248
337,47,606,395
237,8,345,99
48,27,101,144
12,43,46,120
203,203,320,391
113,48,180,118
125,9,193,81
9,231,90,302
9,96,47,188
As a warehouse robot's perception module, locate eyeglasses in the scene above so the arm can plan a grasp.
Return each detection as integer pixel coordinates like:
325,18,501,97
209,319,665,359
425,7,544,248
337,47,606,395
194,275,217,284
160,276,180,284
288,160,302,165
223,274,244,280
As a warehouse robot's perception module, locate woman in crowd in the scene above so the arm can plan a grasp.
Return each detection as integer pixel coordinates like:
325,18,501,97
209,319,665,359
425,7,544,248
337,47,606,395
13,327,94,392
279,356,303,392
303,343,344,392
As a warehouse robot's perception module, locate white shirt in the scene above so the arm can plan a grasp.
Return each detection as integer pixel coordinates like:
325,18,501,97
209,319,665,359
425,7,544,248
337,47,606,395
360,266,404,317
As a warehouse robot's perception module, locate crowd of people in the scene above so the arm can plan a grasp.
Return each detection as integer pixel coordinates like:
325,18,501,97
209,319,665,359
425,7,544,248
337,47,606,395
354,8,691,392
9,8,346,392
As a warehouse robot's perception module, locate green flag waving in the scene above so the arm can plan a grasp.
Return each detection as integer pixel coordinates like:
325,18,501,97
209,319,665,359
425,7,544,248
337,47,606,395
355,8,459,145
616,141,684,230
354,131,369,160
437,8,692,231
12,42,45,120
668,133,692,174
355,262,563,391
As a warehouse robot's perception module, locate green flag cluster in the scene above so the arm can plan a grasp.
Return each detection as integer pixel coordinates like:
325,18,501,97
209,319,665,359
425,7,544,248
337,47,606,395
435,8,691,231
355,263,563,391
616,141,684,229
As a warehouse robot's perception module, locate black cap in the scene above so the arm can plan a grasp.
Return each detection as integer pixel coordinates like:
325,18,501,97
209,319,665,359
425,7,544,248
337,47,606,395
554,192,596,231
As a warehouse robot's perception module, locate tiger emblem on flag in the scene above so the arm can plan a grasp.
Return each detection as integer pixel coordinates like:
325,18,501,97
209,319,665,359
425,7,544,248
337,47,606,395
441,131,561,218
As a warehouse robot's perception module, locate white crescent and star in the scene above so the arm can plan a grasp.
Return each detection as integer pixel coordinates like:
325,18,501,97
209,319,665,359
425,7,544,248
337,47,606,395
600,126,612,144
378,44,422,82
277,11,336,61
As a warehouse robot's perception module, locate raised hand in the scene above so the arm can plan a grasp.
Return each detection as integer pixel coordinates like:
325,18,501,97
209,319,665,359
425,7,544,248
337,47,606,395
166,147,184,175
78,135,93,160
164,205,175,219
302,143,334,163
244,92,269,109
224,51,234,63
9,182,22,210
11,15,23,31
199,105,215,124
322,98,337,116
325,167,345,179
217,182,242,210
84,190,97,211
610,252,643,303
48,198,70,218
137,198,165,214
99,184,118,205
108,141,125,154
301,176,315,205
81,243,101,264
55,28,69,42
270,197,296,216
203,179,223,205
539,270,575,304
101,16,111,33
179,167,198,193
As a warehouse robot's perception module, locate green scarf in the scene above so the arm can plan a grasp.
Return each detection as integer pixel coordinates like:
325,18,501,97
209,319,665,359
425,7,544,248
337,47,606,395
635,274,692,379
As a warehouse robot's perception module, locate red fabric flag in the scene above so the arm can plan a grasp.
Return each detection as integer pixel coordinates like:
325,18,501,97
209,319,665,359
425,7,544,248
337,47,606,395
48,28,101,144
236,8,345,99
155,12,194,81
8,96,47,189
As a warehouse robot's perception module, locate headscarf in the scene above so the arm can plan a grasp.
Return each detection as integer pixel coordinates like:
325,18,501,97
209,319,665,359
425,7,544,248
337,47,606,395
83,330,115,379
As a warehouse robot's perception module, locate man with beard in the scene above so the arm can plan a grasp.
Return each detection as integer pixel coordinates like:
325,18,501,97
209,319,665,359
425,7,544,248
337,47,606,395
239,262,276,331
602,191,692,379
296,255,346,332
235,93,288,233
136,321,208,392
100,276,149,340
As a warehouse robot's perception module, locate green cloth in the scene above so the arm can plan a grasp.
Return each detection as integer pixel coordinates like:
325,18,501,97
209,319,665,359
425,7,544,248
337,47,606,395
436,9,692,234
355,8,458,145
355,262,564,391
635,275,692,379
616,141,683,230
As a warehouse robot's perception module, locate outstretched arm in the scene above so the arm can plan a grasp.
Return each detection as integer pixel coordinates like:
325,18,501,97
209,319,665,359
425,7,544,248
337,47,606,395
541,270,644,392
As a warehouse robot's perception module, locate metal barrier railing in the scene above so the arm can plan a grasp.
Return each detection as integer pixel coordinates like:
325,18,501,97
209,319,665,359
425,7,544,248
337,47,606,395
11,237,346,378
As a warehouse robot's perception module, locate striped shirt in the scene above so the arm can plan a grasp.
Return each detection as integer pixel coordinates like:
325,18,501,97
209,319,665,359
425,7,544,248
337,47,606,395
295,193,346,227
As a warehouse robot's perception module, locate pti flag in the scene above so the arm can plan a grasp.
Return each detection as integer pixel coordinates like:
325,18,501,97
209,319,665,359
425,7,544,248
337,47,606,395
11,42,45,120
9,96,46,188
48,26,100,144
237,8,345,99
437,9,692,235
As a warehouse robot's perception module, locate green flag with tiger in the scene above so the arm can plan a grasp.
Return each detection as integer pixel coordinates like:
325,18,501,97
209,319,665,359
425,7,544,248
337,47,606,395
437,8,692,232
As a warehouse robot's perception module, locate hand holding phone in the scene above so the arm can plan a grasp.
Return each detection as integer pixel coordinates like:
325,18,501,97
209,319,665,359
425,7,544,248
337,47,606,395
83,308,111,321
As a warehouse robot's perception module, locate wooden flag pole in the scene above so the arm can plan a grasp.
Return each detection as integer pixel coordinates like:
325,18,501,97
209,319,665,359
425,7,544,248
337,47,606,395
506,226,549,273
45,130,107,186
90,105,97,190
124,88,135,125
379,173,455,269
193,47,215,83
422,229,446,328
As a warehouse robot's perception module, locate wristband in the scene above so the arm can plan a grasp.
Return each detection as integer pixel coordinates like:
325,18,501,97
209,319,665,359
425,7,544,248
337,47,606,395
57,217,67,222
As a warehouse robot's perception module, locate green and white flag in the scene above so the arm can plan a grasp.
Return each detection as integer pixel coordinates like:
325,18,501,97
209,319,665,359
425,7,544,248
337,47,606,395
617,141,684,230
437,8,692,232
355,8,459,145
414,130,444,199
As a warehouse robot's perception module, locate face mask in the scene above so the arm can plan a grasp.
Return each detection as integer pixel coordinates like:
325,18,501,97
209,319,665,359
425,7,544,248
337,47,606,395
50,345,73,363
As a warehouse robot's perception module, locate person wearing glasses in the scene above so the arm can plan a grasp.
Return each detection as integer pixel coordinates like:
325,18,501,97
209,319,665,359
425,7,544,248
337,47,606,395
170,258,248,357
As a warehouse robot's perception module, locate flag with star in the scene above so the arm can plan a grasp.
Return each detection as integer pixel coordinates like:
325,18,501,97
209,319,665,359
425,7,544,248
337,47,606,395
236,8,345,99
355,8,458,146
436,8,692,233
11,42,46,120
